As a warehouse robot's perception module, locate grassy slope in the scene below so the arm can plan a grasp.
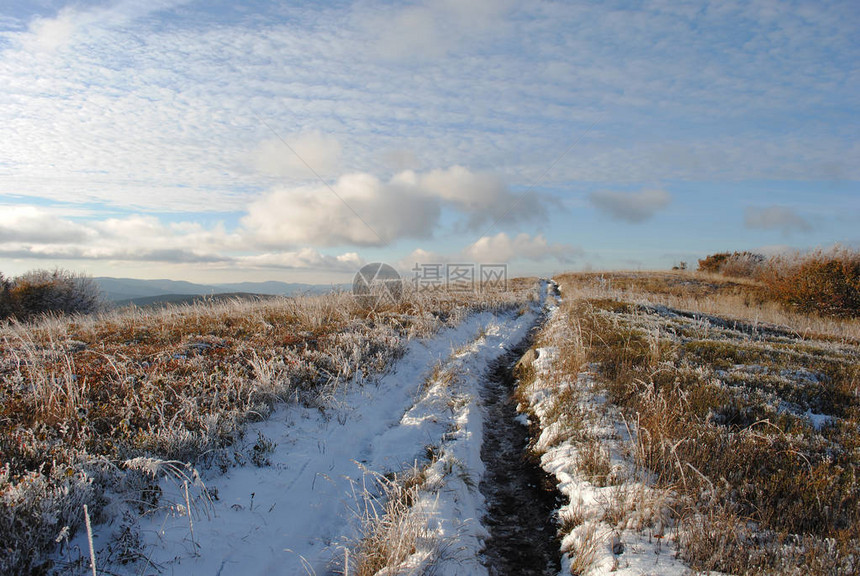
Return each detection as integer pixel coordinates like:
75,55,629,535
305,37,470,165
0,286,529,574
519,271,859,575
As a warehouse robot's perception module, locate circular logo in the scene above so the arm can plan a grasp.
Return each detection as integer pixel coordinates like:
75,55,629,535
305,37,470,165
352,262,402,309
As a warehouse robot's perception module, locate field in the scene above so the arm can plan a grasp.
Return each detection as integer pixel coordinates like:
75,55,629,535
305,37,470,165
517,272,859,575
1,272,858,575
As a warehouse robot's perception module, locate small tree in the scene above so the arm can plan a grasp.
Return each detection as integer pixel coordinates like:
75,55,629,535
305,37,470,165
9,268,103,320
0,272,16,320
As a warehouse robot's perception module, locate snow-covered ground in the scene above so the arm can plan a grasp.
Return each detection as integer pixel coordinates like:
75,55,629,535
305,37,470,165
517,286,697,576
71,303,543,575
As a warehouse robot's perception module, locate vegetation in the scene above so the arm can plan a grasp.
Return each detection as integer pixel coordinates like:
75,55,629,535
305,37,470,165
523,272,859,575
759,248,860,318
697,250,765,278
0,268,104,322
698,247,860,318
0,284,526,574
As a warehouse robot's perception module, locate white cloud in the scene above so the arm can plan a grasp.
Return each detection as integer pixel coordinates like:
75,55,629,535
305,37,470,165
462,233,579,264
251,132,342,179
744,205,812,234
589,189,671,223
242,166,548,247
420,165,547,229
361,0,512,60
0,207,234,264
242,172,440,247
0,206,94,243
22,8,78,52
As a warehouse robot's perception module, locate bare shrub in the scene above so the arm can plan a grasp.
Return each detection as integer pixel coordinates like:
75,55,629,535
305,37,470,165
7,269,103,320
759,247,860,318
697,251,765,278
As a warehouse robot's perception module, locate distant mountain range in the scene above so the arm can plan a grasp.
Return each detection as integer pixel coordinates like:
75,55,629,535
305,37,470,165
94,277,347,306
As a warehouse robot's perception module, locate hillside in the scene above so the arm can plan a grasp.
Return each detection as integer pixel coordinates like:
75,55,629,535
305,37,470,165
0,274,857,576
94,277,342,302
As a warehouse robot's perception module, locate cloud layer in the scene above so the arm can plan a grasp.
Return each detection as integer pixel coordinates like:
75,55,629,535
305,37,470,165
744,205,813,235
242,166,547,247
0,164,558,273
0,0,856,278
588,189,671,223
1,0,856,214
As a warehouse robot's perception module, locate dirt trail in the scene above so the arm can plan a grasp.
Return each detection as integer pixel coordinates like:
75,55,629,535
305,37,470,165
479,334,562,576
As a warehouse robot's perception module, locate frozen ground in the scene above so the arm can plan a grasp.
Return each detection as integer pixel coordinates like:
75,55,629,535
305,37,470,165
518,287,696,576
62,279,717,576
69,301,546,575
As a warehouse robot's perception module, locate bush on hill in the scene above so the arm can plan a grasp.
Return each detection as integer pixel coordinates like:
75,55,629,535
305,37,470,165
698,247,860,318
0,269,103,321
759,248,860,318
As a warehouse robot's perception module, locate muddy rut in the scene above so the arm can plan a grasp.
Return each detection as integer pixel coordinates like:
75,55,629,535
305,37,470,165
479,332,562,576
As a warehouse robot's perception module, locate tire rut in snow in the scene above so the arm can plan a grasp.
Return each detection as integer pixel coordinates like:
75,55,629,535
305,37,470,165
479,333,562,576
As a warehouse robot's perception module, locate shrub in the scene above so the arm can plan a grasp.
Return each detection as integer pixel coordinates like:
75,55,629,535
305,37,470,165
7,269,103,320
0,273,15,320
697,251,764,278
759,248,860,318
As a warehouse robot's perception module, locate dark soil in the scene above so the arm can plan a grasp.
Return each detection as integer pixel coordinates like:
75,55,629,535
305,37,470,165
479,332,562,576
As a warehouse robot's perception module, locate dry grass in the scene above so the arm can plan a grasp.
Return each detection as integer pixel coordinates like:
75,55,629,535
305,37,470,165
346,466,434,576
0,282,534,575
557,270,860,342
544,272,860,575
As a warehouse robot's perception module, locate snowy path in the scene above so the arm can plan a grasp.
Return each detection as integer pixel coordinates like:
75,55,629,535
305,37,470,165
85,305,542,575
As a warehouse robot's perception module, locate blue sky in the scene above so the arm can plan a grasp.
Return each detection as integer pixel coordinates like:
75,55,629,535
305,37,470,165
1,0,858,283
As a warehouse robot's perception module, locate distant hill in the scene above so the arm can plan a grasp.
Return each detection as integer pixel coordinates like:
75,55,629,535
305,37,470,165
113,292,276,309
94,277,345,303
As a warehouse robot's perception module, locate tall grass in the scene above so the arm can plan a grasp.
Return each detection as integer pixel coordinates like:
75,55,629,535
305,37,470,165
540,274,860,575
347,467,433,576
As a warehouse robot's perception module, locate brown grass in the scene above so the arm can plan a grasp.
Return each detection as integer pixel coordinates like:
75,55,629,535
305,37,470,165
544,272,860,575
557,270,860,342
347,466,433,576
0,283,533,575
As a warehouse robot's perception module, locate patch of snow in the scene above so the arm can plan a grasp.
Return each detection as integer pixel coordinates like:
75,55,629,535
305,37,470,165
520,304,696,576
804,410,833,430
74,306,542,575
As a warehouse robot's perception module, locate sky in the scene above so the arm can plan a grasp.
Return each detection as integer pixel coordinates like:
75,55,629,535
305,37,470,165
1,0,858,284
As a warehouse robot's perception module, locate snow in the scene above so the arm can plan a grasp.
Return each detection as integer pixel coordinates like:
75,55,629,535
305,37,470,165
75,306,541,575
519,286,696,576
804,410,833,430
65,279,707,576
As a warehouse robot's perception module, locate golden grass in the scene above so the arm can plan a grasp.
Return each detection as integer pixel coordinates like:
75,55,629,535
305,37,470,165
540,272,860,575
556,270,860,342
0,283,534,575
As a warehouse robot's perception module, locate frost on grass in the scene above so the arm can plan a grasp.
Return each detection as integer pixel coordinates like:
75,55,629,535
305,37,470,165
0,285,531,575
518,274,859,575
